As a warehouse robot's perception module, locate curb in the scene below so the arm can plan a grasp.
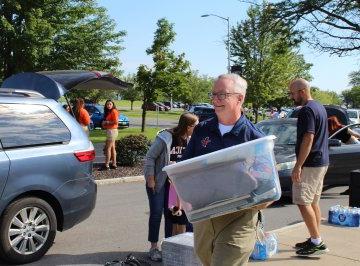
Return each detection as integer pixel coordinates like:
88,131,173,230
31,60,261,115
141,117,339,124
95,175,145,185
269,217,326,234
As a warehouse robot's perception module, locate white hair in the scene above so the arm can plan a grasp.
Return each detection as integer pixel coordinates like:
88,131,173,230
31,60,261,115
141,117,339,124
217,73,247,95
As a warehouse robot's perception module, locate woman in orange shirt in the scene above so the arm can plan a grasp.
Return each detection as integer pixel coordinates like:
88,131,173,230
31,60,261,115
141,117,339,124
74,98,91,136
101,99,119,170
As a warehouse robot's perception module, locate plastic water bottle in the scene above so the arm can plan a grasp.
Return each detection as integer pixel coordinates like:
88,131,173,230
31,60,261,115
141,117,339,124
265,233,278,257
328,205,360,227
251,241,267,260
251,233,278,260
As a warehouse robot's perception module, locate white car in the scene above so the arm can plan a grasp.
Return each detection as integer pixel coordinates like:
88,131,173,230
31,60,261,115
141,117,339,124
347,109,360,124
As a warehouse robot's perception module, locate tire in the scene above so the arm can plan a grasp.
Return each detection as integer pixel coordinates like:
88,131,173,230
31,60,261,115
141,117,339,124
0,197,57,265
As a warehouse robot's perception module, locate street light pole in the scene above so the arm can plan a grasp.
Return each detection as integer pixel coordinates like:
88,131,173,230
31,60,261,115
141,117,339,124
201,14,230,73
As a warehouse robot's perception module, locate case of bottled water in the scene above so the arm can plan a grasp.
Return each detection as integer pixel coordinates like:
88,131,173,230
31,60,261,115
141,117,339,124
162,233,201,266
328,205,360,227
250,232,278,260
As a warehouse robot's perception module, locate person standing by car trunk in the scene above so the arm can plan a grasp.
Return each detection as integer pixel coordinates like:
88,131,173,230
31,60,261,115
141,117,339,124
289,78,330,256
74,98,91,136
101,99,119,170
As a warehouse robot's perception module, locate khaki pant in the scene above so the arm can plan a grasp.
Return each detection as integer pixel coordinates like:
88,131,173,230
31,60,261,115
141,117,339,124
194,209,257,266
292,166,328,205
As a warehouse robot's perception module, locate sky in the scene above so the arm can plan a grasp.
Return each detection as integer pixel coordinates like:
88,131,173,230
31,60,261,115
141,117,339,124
98,0,359,93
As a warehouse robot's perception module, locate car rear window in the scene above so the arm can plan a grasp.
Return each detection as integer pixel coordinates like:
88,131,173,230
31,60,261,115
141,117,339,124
257,122,297,145
0,103,71,148
347,110,358,119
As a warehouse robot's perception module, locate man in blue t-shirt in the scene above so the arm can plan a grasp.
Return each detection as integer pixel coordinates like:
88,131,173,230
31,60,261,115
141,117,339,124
182,74,270,266
289,78,330,256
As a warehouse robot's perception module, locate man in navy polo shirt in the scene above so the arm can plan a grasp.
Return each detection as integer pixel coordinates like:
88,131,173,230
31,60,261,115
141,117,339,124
289,78,330,256
182,73,270,266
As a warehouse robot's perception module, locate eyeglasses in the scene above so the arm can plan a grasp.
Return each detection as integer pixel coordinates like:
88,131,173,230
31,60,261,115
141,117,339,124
208,92,242,100
288,88,305,97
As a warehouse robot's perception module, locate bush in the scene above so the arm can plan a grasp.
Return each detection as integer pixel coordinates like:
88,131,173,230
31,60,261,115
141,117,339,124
115,134,150,166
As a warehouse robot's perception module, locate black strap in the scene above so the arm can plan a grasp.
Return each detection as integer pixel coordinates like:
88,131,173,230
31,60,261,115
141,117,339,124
257,210,263,225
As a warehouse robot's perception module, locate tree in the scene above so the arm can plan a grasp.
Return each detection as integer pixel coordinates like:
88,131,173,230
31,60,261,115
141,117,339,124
349,70,360,87
136,65,155,132
136,18,191,132
342,87,360,108
66,89,116,104
311,87,342,105
0,0,125,82
120,74,142,110
272,0,360,56
231,3,312,122
172,71,213,105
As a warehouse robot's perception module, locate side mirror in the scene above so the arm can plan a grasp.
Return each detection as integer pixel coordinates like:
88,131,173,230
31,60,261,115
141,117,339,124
329,139,341,147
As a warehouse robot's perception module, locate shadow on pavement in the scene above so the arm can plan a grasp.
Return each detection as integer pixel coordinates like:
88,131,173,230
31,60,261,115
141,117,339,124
1,251,162,266
269,196,293,208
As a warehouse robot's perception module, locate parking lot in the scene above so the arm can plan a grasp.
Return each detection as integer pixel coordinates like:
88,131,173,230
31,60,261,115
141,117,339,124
7,181,349,266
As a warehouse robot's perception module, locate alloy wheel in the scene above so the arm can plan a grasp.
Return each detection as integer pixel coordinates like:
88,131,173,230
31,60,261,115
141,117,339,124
8,207,50,255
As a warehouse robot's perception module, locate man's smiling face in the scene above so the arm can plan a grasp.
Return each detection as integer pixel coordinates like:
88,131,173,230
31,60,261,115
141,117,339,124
211,77,243,120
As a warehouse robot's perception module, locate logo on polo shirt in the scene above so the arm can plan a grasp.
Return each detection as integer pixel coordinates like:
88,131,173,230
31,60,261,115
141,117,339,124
201,137,211,148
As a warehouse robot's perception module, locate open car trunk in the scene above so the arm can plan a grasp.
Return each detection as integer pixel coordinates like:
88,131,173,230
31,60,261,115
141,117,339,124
1,70,132,100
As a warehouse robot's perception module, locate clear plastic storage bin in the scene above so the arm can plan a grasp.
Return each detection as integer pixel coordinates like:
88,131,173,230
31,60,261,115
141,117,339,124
163,136,281,223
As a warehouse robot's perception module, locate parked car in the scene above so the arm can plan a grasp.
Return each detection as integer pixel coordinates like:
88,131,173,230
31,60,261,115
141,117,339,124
0,89,97,264
163,101,174,109
0,70,130,264
142,102,165,111
256,118,360,196
84,103,130,128
188,103,213,113
347,109,360,124
191,106,215,122
156,102,170,111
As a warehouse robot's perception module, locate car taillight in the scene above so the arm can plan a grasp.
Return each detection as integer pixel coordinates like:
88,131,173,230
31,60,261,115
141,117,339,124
74,149,96,162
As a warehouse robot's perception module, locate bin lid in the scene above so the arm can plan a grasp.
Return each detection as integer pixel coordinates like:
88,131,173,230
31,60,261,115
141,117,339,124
163,135,276,174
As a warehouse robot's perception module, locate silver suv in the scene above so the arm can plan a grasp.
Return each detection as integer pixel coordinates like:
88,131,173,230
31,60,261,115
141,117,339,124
0,89,97,264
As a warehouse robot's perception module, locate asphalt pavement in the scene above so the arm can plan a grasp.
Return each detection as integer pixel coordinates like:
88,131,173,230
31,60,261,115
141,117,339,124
14,179,358,266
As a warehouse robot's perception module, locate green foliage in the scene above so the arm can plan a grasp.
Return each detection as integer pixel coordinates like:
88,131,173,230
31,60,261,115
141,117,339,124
136,18,191,131
272,0,360,56
67,89,117,104
0,0,125,85
349,70,360,87
311,88,342,105
342,87,360,108
89,127,160,143
230,3,312,121
120,74,142,110
179,72,213,104
115,134,150,166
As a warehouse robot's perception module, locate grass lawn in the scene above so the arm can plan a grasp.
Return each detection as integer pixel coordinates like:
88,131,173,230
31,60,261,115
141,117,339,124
97,100,143,109
120,109,183,120
89,127,161,143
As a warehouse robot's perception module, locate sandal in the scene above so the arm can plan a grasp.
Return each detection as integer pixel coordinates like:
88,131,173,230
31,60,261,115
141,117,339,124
99,165,110,171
